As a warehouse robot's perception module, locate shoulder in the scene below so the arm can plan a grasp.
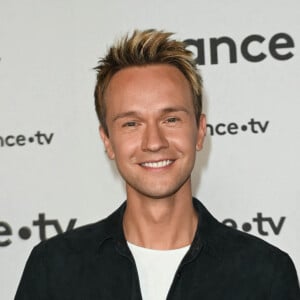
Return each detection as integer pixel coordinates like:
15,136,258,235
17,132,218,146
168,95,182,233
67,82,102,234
31,202,125,259
195,197,297,275
29,219,106,262
216,219,287,259
214,221,297,276
217,223,299,296
194,198,292,264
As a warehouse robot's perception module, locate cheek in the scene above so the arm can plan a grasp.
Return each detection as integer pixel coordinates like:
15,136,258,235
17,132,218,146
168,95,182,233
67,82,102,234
170,128,198,149
111,134,140,160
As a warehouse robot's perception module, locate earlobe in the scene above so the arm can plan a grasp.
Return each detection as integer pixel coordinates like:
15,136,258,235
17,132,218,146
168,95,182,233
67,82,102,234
196,114,206,151
99,126,115,160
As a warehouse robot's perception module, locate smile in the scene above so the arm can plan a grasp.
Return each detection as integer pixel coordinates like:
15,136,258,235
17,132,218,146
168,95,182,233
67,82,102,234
140,160,174,168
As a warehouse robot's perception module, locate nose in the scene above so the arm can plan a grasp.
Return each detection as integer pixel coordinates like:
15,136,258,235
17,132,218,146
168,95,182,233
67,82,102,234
141,123,169,152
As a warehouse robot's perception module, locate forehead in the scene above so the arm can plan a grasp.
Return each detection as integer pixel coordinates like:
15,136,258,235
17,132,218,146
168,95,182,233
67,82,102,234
108,64,189,89
105,64,193,113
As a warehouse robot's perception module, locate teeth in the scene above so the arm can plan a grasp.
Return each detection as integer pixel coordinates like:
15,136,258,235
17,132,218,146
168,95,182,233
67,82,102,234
141,160,173,168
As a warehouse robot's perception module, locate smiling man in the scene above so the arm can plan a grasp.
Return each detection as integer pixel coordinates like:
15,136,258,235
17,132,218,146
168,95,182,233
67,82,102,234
100,64,205,252
15,29,299,300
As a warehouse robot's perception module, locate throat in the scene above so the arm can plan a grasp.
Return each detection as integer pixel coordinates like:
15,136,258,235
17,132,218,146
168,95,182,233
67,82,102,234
123,198,198,250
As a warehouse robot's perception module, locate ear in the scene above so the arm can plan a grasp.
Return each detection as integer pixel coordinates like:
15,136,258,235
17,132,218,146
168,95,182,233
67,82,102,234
196,114,206,151
99,126,115,160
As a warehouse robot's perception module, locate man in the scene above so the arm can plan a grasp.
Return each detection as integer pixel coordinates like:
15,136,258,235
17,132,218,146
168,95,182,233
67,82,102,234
15,29,299,299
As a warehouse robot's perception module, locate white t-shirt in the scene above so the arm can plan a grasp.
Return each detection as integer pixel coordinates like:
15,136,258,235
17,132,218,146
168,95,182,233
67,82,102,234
127,242,190,300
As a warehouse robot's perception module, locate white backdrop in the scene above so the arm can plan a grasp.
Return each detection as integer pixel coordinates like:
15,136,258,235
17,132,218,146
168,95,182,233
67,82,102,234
1,1,299,298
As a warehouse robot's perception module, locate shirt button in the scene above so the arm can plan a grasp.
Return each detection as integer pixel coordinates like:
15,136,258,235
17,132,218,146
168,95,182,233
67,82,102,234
176,272,182,279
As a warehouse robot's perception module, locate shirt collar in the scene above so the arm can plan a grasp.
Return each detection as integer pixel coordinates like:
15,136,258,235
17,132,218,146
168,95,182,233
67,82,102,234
98,198,223,261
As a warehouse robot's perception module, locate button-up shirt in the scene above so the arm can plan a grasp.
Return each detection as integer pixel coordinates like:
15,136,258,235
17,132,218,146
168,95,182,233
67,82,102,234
15,199,300,299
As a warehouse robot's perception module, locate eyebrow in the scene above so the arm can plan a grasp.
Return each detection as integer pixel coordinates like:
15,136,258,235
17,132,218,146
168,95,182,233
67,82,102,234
112,106,191,122
112,111,141,122
161,106,190,115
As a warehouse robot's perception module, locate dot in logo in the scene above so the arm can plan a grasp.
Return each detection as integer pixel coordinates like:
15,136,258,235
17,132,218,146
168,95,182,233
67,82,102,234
18,227,32,240
242,222,252,232
28,137,34,143
241,125,248,131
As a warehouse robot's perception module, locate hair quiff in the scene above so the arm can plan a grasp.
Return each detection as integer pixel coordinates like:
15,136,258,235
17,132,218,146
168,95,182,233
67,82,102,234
94,29,203,135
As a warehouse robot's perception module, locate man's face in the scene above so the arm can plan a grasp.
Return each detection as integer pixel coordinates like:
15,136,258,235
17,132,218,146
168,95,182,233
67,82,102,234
100,64,206,200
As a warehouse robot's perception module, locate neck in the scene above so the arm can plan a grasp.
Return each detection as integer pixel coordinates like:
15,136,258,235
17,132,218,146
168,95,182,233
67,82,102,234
123,182,198,250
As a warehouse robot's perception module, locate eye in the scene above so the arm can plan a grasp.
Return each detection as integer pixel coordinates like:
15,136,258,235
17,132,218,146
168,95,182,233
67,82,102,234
165,117,179,124
123,121,138,127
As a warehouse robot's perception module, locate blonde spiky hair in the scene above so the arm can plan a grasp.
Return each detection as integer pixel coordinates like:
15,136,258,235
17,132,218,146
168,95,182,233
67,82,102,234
94,29,203,135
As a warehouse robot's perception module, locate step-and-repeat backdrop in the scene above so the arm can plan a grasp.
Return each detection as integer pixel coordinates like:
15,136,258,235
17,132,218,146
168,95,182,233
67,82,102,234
1,1,299,298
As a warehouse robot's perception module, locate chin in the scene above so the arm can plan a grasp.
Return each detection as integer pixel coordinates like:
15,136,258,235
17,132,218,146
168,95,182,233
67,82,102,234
129,183,187,200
